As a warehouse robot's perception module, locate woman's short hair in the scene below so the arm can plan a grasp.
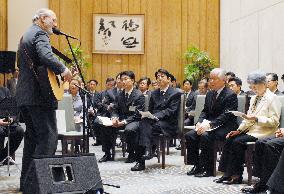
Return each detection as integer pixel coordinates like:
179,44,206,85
247,71,267,85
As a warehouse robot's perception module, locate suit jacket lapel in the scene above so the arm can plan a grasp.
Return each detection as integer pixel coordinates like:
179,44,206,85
254,94,268,114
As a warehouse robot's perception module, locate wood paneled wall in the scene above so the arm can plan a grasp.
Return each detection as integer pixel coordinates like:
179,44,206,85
49,0,220,90
0,0,220,89
0,0,8,85
0,0,7,50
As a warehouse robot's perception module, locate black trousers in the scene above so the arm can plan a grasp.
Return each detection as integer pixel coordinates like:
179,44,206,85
124,121,140,154
136,119,176,160
100,122,140,154
19,106,58,189
185,130,215,172
253,136,284,186
218,134,257,176
0,125,24,161
267,148,284,193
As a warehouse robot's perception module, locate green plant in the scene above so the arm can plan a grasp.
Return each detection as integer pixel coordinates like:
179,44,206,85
184,46,215,81
64,45,91,80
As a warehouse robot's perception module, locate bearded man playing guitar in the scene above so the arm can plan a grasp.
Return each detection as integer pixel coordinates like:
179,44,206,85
16,8,72,191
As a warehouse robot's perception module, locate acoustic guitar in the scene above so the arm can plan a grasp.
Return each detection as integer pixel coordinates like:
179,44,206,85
47,69,65,101
46,46,73,101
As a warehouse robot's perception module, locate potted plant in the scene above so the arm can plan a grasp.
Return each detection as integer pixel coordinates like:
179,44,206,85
184,46,215,88
64,45,91,81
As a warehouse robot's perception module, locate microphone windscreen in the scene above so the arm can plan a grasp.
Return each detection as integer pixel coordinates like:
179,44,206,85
52,28,61,35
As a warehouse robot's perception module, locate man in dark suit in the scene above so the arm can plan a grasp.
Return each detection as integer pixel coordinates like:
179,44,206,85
131,68,181,171
266,73,283,95
7,69,19,97
227,77,246,96
185,68,238,177
267,147,284,194
0,87,24,164
86,79,102,144
92,73,123,146
98,71,145,163
241,129,284,193
99,73,123,117
16,8,72,191
100,77,115,100
183,79,197,126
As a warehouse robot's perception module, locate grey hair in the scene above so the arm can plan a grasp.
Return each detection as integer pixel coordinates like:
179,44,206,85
32,8,54,23
210,68,227,81
247,70,267,84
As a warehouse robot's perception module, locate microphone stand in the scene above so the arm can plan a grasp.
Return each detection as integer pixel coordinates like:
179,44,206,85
73,83,93,153
65,36,88,153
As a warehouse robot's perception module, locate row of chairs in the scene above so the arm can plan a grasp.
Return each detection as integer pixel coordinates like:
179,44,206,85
178,95,284,185
57,93,284,185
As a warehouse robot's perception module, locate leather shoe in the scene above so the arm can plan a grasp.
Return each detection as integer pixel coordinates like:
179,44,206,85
194,171,213,177
131,161,145,171
223,176,243,185
214,176,231,183
241,183,267,193
98,154,113,163
186,165,201,176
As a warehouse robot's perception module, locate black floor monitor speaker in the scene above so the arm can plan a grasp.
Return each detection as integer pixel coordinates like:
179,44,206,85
23,154,103,194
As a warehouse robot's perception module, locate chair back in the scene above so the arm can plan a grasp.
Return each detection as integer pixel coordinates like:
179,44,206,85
193,95,206,124
237,95,246,124
177,94,185,133
57,94,76,133
277,96,284,128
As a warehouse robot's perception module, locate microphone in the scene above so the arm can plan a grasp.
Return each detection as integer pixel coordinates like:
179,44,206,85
74,83,91,96
52,28,79,40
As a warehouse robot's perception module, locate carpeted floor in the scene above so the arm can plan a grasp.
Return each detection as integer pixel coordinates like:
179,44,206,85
0,137,264,194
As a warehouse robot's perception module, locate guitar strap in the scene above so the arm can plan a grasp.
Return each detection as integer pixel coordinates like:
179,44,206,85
19,36,40,81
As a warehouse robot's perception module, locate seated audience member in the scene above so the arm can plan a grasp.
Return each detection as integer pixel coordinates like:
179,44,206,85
138,76,151,95
185,68,238,177
266,73,282,95
183,79,197,126
225,71,236,83
227,77,245,95
0,86,12,149
99,73,123,117
267,148,284,194
87,79,102,144
241,128,284,193
196,80,208,95
0,118,24,165
98,71,145,163
100,77,115,100
151,80,159,90
131,68,181,171
216,71,281,185
0,87,24,165
7,69,19,97
93,74,122,147
69,79,83,132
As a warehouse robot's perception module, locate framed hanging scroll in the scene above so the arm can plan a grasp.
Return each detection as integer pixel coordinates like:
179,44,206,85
93,14,144,54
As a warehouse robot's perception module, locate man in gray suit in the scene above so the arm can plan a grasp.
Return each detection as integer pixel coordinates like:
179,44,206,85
16,8,72,191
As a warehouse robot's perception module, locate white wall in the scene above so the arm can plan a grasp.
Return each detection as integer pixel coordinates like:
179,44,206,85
220,0,284,91
8,0,48,51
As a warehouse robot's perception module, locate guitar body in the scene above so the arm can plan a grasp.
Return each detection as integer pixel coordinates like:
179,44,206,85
47,68,64,101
